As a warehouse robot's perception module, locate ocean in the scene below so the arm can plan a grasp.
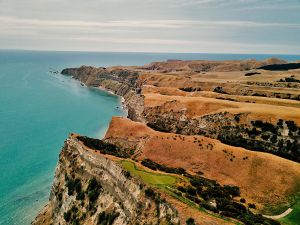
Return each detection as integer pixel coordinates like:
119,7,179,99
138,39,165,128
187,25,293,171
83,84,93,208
0,50,299,225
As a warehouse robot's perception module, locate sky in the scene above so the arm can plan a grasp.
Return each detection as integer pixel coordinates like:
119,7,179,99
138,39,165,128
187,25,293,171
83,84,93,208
0,0,299,54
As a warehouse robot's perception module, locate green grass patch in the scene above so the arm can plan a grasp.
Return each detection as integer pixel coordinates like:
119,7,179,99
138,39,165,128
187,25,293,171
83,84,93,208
280,195,300,225
121,161,177,186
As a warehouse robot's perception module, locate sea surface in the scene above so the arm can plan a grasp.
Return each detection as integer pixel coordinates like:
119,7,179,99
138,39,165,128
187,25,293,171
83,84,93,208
0,50,299,225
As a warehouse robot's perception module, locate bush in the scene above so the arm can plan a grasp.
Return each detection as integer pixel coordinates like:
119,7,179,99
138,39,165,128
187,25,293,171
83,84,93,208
261,134,270,140
248,203,256,209
64,206,79,224
286,120,298,132
240,198,246,203
123,170,131,178
88,190,98,202
245,72,261,76
141,159,186,175
200,202,219,213
186,186,197,196
213,86,227,94
279,77,300,83
177,186,186,193
87,177,102,203
97,211,119,225
66,178,81,196
251,120,278,134
145,187,156,199
77,136,133,158
64,211,71,222
186,217,195,225
179,87,201,92
223,185,240,197
76,191,85,201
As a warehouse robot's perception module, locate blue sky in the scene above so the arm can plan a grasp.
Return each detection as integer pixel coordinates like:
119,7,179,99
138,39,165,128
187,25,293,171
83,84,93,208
0,0,299,54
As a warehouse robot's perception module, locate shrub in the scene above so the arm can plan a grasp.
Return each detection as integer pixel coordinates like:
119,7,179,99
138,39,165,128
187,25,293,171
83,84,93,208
186,217,195,225
200,202,219,213
277,119,284,127
251,120,277,133
186,186,197,196
179,87,201,92
286,121,298,132
123,170,131,178
245,72,261,76
213,86,227,94
177,186,186,193
141,159,186,175
76,191,85,201
97,211,119,225
270,135,277,143
145,187,156,199
223,185,240,197
248,203,256,209
64,206,79,224
240,198,246,203
87,177,102,203
261,134,270,140
64,211,71,222
77,136,133,158
66,178,81,196
279,77,300,83
75,178,82,193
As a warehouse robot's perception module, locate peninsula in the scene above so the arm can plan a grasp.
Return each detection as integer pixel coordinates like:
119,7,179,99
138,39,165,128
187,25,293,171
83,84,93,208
33,58,300,225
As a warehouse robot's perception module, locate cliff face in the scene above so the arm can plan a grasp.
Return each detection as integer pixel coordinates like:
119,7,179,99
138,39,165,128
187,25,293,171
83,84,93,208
144,103,300,162
33,135,179,225
61,66,144,122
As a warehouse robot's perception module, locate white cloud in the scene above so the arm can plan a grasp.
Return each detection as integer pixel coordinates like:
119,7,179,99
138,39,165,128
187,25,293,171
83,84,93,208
173,0,297,8
1,16,299,31
0,0,299,53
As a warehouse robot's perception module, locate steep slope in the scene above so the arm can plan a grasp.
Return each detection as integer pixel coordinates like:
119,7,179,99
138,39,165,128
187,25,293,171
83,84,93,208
61,66,144,121
33,135,180,225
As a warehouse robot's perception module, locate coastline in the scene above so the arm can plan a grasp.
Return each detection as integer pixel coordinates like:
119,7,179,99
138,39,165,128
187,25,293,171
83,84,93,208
33,59,300,225
97,85,128,112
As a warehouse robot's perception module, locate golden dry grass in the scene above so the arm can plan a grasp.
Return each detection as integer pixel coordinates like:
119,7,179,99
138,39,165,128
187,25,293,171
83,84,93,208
105,117,300,211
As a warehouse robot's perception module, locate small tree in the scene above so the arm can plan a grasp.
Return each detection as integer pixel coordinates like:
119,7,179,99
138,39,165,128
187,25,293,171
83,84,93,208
186,217,195,225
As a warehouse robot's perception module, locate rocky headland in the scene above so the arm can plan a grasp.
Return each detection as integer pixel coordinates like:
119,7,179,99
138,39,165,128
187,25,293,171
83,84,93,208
33,58,300,225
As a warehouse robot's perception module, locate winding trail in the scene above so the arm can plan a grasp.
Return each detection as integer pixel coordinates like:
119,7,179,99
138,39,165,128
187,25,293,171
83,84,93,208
263,208,293,220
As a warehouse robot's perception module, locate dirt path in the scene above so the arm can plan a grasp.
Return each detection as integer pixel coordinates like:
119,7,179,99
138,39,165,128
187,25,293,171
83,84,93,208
263,208,293,220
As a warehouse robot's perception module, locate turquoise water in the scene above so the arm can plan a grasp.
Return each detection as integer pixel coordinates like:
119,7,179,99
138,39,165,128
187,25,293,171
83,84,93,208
0,50,299,225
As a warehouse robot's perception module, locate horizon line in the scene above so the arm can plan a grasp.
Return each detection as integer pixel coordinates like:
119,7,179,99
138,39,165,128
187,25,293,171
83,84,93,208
0,48,299,57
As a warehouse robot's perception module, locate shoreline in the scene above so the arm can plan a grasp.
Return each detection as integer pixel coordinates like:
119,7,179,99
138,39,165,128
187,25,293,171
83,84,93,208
96,85,128,116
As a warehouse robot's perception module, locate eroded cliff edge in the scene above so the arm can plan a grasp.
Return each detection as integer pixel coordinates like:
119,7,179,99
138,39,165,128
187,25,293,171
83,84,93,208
33,135,180,225
61,66,144,122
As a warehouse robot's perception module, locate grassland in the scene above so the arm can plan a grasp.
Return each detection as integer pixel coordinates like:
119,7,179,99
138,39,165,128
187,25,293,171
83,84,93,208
121,160,241,224
280,196,300,225
121,160,177,186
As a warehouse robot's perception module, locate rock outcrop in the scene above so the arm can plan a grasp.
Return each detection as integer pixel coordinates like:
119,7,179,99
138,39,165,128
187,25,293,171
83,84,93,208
144,103,300,162
61,66,144,122
33,135,179,225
